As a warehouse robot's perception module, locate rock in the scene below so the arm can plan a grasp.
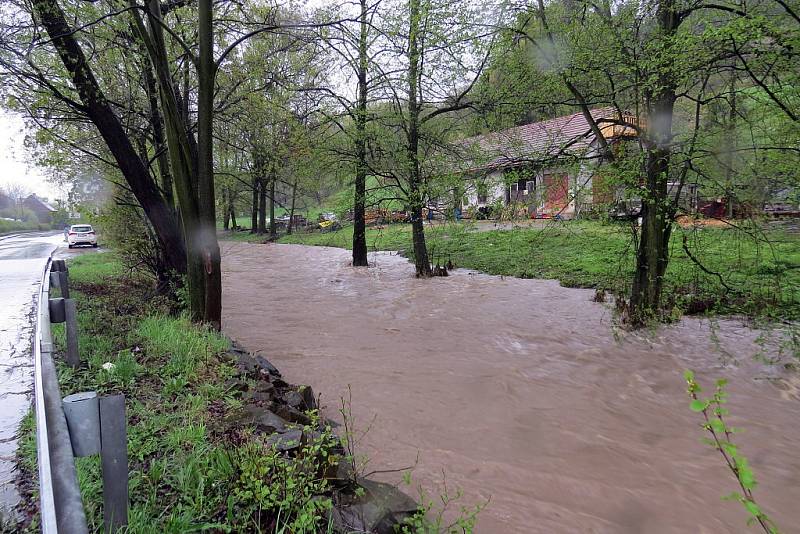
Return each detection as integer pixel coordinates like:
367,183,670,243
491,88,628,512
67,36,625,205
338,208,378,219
266,429,303,452
241,405,288,434
244,383,276,403
224,378,249,393
324,456,356,488
253,355,281,377
283,390,305,409
272,403,312,426
236,353,282,379
298,385,317,410
329,479,418,534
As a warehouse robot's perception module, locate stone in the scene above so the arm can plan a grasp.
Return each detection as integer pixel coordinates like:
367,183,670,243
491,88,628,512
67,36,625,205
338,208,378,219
266,429,303,452
244,383,276,403
241,405,288,434
272,403,312,426
224,378,249,393
283,390,305,409
253,355,281,377
236,353,282,379
329,479,418,534
298,385,317,410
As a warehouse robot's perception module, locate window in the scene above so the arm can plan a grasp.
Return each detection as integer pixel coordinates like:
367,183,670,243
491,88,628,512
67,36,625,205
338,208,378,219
476,181,488,204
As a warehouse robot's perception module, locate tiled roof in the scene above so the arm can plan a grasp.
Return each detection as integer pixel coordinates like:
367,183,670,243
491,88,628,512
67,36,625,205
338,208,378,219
456,107,627,173
24,194,56,212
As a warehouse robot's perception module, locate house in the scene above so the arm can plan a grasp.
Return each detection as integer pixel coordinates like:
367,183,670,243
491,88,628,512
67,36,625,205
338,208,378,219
23,194,57,223
450,108,639,219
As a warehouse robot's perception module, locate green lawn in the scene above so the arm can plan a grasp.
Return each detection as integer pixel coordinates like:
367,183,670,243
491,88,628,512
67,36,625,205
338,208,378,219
267,220,800,321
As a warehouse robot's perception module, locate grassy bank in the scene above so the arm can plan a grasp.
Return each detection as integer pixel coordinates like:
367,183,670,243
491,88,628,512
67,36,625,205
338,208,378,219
16,254,347,532
0,219,51,235
266,219,800,321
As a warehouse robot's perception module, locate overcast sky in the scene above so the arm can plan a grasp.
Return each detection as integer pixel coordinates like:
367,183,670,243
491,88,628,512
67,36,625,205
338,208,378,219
0,109,59,200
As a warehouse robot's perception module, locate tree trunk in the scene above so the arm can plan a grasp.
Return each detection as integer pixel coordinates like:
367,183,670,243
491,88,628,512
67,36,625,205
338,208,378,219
143,55,174,208
352,0,369,266
230,203,237,229
222,189,231,230
287,178,297,235
407,0,431,277
251,174,259,232
258,176,267,233
196,0,222,328
629,0,678,323
269,174,277,238
33,0,187,277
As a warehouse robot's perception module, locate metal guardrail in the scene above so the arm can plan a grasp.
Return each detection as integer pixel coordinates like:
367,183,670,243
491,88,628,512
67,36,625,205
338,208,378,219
33,258,89,534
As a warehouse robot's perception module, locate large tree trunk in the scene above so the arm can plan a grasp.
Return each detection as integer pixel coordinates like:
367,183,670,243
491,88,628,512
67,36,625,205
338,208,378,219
406,0,431,277
196,0,222,328
629,0,678,323
352,0,369,266
33,0,186,277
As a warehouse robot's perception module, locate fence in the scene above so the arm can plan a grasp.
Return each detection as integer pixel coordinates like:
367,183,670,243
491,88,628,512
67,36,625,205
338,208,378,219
33,257,128,533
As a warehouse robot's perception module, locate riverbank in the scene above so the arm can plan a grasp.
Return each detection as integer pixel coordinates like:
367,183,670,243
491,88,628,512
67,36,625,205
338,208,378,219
231,219,800,321
14,253,422,532
221,241,800,532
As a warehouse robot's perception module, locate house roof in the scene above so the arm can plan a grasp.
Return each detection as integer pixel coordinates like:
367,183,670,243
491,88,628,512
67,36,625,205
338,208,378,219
24,194,57,212
455,107,637,174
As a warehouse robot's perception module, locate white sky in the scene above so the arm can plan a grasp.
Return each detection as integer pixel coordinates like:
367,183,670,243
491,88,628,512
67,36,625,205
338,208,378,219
0,109,59,201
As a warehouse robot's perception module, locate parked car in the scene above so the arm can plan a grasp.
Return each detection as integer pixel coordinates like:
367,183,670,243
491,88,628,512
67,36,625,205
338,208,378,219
67,224,98,248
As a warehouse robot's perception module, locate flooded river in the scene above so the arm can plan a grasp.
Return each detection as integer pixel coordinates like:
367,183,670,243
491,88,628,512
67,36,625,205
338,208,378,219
222,242,800,533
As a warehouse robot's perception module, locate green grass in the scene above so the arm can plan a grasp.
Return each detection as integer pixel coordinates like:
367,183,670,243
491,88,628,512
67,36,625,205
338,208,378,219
18,253,343,533
270,219,800,321
0,219,49,235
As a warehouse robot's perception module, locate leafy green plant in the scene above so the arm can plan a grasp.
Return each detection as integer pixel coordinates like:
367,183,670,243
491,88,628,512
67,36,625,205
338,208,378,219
233,424,337,533
684,370,780,533
398,471,485,534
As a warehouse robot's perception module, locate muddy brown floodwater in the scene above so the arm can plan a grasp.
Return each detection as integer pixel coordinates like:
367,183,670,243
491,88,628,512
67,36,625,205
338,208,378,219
222,242,800,533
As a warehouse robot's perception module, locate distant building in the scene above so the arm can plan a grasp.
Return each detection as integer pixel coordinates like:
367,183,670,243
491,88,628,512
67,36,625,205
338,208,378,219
448,107,640,219
23,194,57,223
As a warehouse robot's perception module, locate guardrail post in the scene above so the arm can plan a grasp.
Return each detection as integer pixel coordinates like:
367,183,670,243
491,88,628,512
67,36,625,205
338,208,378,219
50,271,70,299
47,297,80,367
62,392,128,532
100,395,128,532
52,259,67,272
62,392,101,457
63,299,79,368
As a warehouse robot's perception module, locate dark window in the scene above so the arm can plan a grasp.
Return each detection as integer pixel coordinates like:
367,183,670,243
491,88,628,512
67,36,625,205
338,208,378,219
517,179,528,191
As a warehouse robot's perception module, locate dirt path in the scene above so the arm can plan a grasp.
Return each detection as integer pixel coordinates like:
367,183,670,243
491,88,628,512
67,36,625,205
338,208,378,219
222,241,800,533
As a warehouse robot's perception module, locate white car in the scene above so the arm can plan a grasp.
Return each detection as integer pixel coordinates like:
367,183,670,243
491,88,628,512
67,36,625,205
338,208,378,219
67,224,98,248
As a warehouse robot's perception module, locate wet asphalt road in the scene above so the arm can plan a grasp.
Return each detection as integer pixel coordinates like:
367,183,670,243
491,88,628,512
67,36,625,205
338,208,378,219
0,231,98,518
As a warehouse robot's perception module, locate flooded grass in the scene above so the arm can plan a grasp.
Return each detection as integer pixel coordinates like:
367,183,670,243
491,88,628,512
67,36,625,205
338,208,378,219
268,220,800,321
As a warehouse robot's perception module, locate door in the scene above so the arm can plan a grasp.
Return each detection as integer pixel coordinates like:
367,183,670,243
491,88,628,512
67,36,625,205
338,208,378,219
543,174,569,213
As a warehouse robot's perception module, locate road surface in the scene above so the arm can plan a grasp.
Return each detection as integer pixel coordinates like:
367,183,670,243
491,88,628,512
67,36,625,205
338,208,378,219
0,231,97,518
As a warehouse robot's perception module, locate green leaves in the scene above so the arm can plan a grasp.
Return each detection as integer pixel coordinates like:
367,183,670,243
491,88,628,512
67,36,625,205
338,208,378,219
684,370,780,533
689,399,707,412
